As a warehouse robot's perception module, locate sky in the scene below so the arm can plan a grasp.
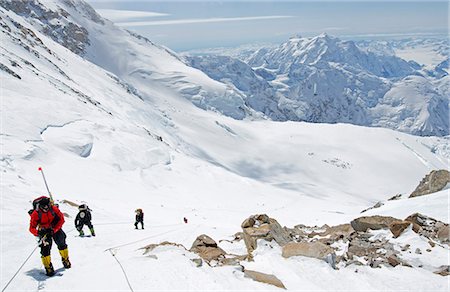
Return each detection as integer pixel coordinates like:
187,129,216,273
87,1,449,51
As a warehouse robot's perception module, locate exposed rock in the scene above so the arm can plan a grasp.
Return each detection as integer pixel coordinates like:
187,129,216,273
361,202,384,213
401,244,410,251
60,199,79,207
351,215,401,232
434,265,450,276
241,217,255,228
282,242,335,261
221,255,246,266
405,213,449,244
428,241,436,247
415,248,422,254
190,234,226,262
141,241,186,254
233,232,244,241
191,258,202,267
389,221,411,238
437,226,450,243
387,254,401,267
388,194,402,201
409,169,450,198
241,214,292,257
243,269,286,289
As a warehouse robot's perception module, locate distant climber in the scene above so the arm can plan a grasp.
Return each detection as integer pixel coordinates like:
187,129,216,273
135,209,144,229
75,204,95,237
183,217,188,224
29,196,71,276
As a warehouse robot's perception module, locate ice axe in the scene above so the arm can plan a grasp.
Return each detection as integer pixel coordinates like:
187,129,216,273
38,167,54,204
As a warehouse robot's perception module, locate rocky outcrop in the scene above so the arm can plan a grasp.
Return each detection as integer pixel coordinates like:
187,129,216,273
346,232,410,268
190,234,226,263
434,265,450,276
243,269,286,289
141,241,186,255
409,170,450,198
351,215,401,232
282,241,336,268
405,213,449,244
0,0,90,55
241,214,292,258
390,221,412,238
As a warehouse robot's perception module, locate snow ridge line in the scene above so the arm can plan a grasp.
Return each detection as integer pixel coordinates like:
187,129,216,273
39,119,85,135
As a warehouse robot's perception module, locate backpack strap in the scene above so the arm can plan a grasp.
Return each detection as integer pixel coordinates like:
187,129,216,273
37,207,59,226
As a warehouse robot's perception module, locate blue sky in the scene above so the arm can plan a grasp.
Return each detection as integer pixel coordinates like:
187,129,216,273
88,1,449,51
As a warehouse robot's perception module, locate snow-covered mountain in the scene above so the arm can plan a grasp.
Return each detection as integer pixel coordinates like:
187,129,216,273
187,34,449,136
1,1,449,291
0,0,252,120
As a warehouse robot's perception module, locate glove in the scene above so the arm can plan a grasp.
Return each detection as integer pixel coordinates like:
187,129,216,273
38,228,53,237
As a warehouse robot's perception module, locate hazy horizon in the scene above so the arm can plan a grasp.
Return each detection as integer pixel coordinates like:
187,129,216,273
89,1,449,51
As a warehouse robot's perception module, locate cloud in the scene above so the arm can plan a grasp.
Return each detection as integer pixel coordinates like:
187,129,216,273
116,15,294,27
96,9,169,22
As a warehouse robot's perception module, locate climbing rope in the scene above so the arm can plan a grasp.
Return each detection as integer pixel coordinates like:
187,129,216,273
1,228,76,292
108,249,134,292
1,244,39,292
104,225,185,292
105,225,184,251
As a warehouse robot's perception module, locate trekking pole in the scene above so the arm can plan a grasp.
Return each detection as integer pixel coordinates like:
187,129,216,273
38,167,54,203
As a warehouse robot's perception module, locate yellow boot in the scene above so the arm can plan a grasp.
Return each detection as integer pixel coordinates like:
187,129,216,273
59,248,71,269
41,255,55,276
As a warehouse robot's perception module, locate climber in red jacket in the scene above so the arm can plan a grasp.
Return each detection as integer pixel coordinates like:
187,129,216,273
29,196,71,276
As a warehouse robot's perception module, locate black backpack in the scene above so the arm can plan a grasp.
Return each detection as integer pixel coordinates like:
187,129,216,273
28,196,59,225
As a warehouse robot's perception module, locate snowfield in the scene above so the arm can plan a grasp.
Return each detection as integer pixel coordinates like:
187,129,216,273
1,0,449,291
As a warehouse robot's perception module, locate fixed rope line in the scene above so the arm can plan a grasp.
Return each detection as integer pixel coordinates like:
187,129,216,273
108,249,134,292
1,228,75,292
1,244,39,292
105,225,184,251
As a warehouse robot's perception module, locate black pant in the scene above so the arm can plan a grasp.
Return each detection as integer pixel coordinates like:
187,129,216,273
76,221,93,231
134,221,144,229
40,229,67,257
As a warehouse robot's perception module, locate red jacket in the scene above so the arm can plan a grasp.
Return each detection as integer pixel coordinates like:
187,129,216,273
29,205,65,236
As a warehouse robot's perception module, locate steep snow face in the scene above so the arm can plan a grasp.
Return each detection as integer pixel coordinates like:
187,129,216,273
249,34,416,78
189,34,449,136
187,55,285,120
371,76,449,137
0,0,250,120
1,1,450,291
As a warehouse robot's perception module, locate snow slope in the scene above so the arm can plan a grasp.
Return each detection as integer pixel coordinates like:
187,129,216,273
1,1,449,291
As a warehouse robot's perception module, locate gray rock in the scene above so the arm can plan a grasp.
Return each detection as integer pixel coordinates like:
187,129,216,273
351,215,401,232
409,170,450,198
244,269,286,289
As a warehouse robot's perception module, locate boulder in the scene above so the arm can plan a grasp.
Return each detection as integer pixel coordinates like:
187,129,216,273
409,169,450,198
437,226,450,243
434,265,450,276
141,241,186,254
241,217,255,229
244,269,286,289
320,224,354,241
387,254,401,267
282,241,335,260
389,221,411,238
351,215,401,232
405,213,449,243
190,234,226,262
241,214,292,256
